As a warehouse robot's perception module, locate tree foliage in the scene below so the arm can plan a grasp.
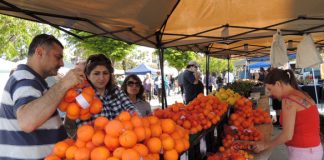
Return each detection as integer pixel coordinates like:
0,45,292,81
196,55,235,74
65,31,135,64
158,48,196,71
0,15,61,60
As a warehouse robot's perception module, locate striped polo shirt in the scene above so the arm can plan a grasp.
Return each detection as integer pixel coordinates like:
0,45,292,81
0,64,67,160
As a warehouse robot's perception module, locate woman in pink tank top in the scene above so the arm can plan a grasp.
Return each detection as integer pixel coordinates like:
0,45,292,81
253,68,323,160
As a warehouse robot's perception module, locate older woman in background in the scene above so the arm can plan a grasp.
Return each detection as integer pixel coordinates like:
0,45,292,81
122,74,152,116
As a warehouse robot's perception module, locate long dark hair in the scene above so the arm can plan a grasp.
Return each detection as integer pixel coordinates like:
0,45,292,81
264,68,299,90
85,54,117,95
121,74,145,101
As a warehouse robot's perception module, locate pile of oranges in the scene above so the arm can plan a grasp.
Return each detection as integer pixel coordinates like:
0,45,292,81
208,133,254,160
208,93,272,160
58,81,103,120
45,111,189,160
154,94,228,134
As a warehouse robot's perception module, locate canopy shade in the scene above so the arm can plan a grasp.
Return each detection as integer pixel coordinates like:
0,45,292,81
125,63,157,75
0,0,324,58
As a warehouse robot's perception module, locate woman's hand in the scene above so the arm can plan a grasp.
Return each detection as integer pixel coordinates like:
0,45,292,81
253,142,268,153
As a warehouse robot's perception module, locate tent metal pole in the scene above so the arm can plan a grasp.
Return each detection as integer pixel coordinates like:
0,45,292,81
156,31,167,109
206,53,210,95
227,57,230,84
312,68,319,105
244,59,247,79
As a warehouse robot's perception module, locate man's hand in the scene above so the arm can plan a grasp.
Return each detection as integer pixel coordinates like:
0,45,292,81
60,68,85,90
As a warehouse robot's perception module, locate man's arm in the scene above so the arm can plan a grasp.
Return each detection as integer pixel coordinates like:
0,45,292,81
16,69,85,133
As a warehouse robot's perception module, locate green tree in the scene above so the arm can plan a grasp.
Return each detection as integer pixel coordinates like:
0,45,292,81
0,15,61,60
196,55,235,74
156,48,196,71
65,31,135,64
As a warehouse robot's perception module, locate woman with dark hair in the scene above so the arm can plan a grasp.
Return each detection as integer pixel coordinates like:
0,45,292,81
254,68,322,160
122,74,151,116
76,54,137,125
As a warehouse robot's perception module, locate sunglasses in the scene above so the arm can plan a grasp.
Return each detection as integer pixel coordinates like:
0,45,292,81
127,81,141,87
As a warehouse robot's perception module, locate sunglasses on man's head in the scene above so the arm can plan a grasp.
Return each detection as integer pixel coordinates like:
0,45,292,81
127,81,141,87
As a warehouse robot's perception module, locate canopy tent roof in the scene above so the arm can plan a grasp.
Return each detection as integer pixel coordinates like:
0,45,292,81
0,0,324,58
125,63,157,75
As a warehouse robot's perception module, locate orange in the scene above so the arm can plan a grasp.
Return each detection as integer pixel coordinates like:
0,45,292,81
150,124,162,137
183,139,190,150
77,125,95,142
90,98,103,114
113,147,126,159
90,146,110,160
92,130,105,146
86,141,96,150
107,157,120,160
78,92,94,106
58,100,69,112
219,146,225,152
65,145,77,159
131,115,143,127
94,116,109,130
147,137,162,153
119,130,138,148
104,135,120,151
121,149,140,160
133,144,149,157
174,139,185,153
148,116,159,125
118,111,132,121
161,136,175,151
64,138,75,146
80,112,92,120
44,155,60,160
141,117,150,127
144,153,160,160
122,120,134,130
66,103,80,118
144,127,152,140
80,107,90,115
134,127,146,142
105,120,123,137
53,141,69,158
161,119,176,134
75,139,86,148
83,87,95,97
163,149,178,160
64,89,78,103
74,147,90,160
182,120,191,129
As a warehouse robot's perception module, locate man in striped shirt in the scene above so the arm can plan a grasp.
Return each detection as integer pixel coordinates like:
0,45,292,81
0,34,85,159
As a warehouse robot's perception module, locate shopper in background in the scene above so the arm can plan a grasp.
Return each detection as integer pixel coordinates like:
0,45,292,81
122,74,151,116
183,60,200,104
143,73,152,101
